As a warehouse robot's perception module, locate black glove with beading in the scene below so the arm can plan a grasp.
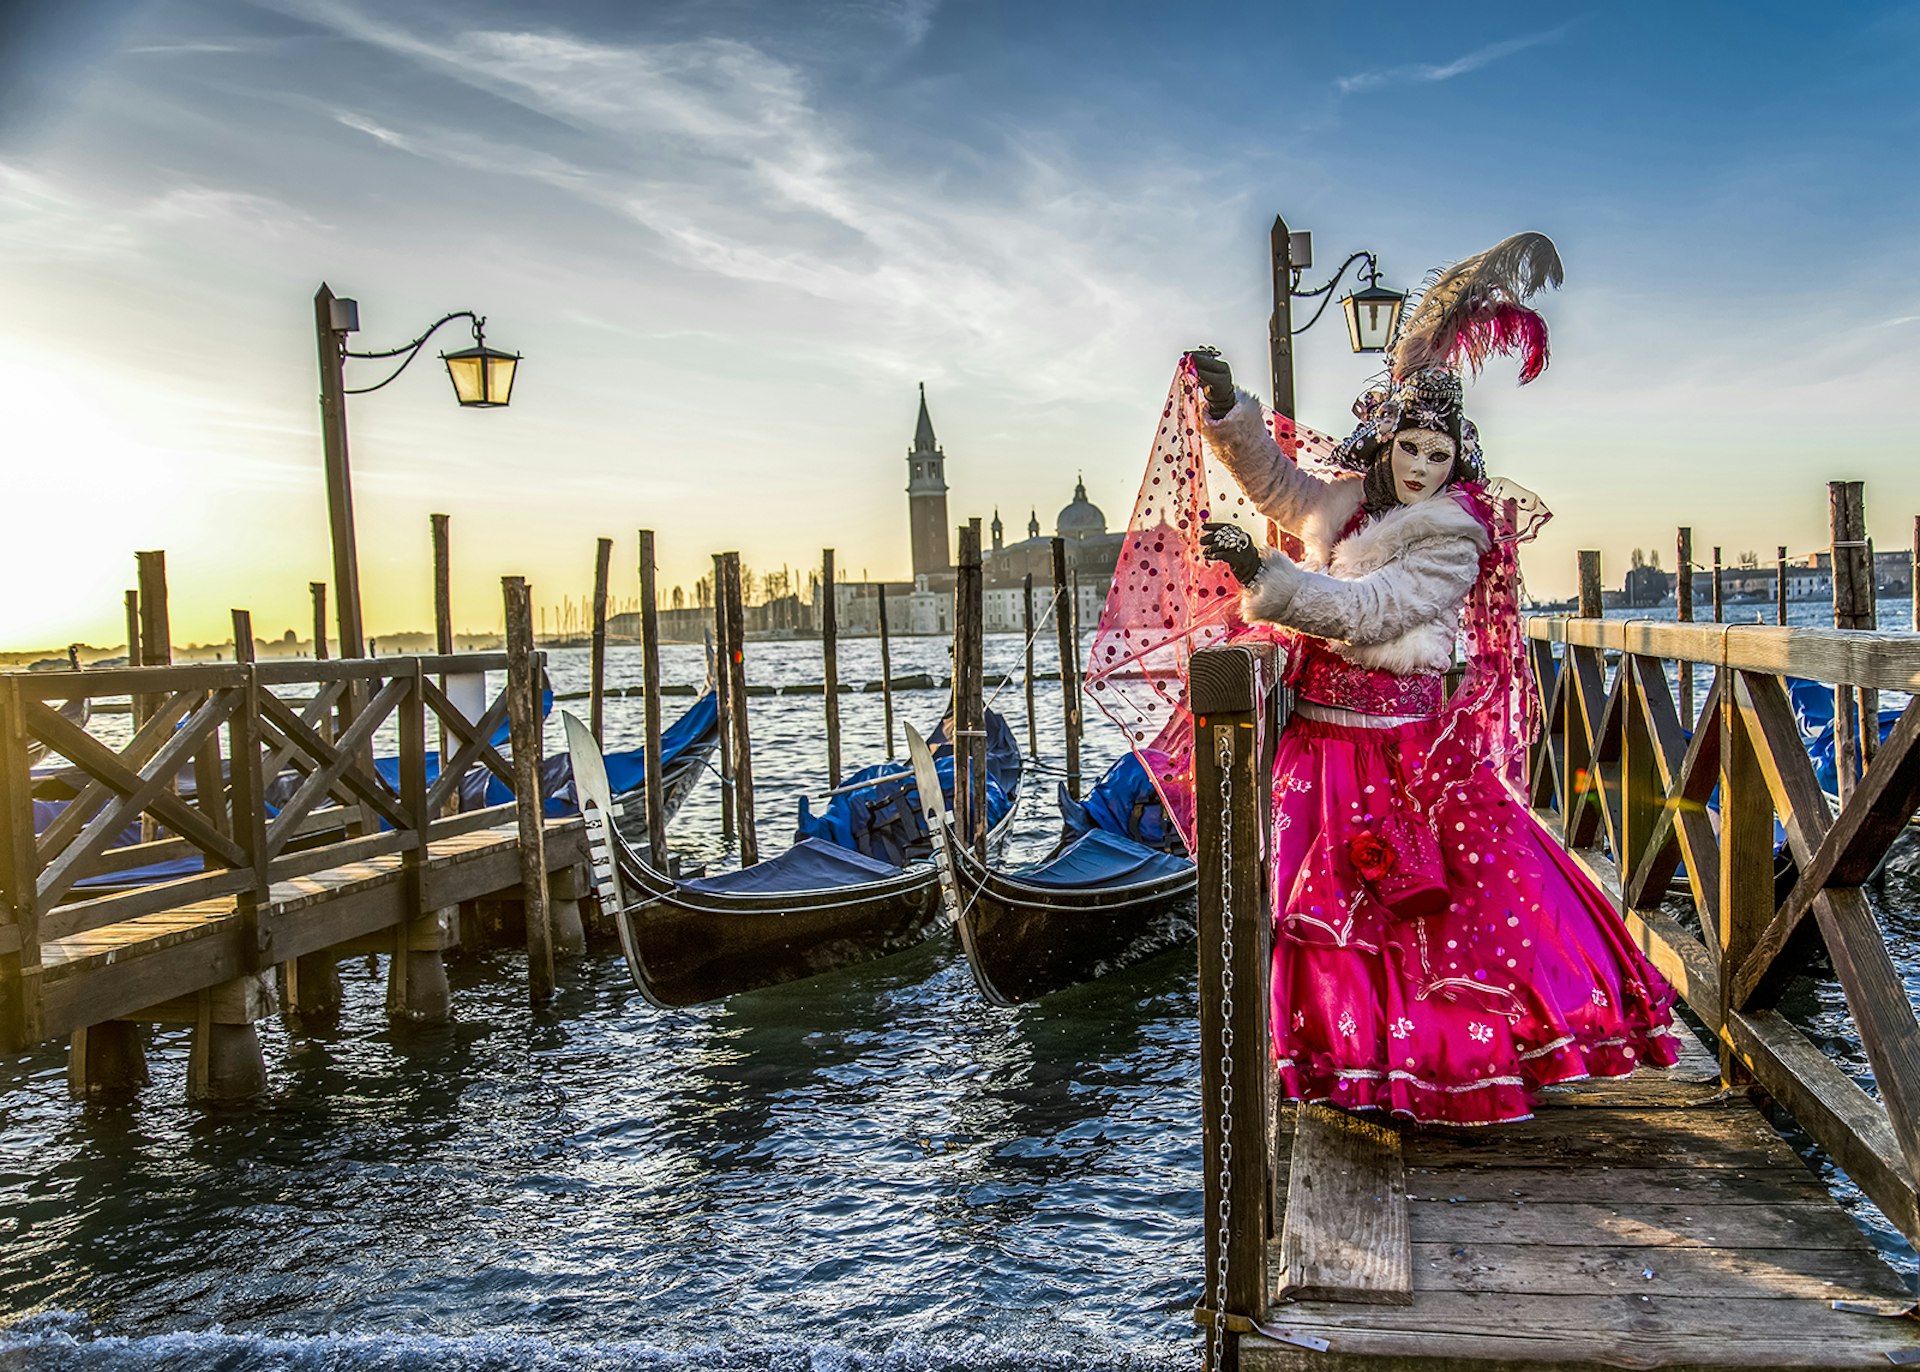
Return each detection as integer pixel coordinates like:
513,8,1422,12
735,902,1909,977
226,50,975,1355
1199,521,1261,587
1185,348,1237,421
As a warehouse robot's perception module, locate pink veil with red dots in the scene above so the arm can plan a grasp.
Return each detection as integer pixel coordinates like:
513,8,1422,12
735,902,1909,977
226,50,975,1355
1084,361,1340,848
1086,360,1549,852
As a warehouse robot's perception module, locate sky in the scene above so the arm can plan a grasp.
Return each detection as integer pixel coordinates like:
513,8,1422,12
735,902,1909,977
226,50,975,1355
2,0,1917,650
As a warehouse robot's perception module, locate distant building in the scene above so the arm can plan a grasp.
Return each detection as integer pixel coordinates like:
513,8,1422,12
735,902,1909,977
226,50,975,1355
906,383,952,583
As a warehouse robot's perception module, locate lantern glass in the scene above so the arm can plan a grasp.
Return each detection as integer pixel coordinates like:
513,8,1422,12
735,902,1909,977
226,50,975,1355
441,345,520,407
1341,284,1406,354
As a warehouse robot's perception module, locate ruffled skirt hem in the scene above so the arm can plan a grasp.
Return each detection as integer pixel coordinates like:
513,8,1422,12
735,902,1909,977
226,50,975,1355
1275,1023,1682,1127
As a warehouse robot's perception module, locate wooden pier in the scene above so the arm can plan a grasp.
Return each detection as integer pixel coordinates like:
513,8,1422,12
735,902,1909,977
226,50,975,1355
1192,610,1920,1370
0,649,588,1100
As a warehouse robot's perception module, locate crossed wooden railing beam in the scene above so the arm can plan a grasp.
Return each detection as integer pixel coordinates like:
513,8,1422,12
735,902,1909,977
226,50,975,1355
0,653,536,1051
1528,616,1920,1242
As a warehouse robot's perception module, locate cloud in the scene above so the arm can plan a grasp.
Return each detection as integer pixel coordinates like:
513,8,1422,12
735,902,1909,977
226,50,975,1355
286,2,1214,402
1335,25,1569,95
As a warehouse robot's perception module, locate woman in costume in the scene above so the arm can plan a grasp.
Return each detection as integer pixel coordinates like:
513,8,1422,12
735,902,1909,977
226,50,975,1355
1189,233,1677,1125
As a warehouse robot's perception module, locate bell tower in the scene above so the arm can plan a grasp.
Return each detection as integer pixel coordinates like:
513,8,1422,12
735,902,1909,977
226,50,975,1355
906,382,951,580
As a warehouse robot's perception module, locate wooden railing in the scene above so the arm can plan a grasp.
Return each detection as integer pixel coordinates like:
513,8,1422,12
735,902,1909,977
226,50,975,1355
0,652,533,1052
1527,614,1920,1244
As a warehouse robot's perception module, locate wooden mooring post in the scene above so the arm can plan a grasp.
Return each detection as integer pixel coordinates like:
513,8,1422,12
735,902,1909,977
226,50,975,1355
1777,545,1789,625
952,523,986,859
1191,642,1274,1372
589,535,612,742
1051,536,1083,800
822,548,842,788
1021,571,1037,758
1676,526,1694,730
1712,545,1725,623
877,581,896,759
123,590,140,668
503,576,555,1003
712,552,736,843
310,582,329,660
1831,481,1873,803
721,552,758,866
638,530,668,870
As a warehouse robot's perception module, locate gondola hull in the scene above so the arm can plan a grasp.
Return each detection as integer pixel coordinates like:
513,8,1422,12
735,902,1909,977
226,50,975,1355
617,867,944,1007
947,841,1196,1006
565,712,1021,1009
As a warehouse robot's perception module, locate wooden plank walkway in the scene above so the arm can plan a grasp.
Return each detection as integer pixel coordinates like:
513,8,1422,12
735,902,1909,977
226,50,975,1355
31,819,583,1040
1246,1030,1920,1370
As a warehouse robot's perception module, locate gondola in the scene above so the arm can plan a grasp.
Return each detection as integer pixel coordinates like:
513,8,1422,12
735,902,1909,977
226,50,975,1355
566,709,1024,1008
908,727,1196,1006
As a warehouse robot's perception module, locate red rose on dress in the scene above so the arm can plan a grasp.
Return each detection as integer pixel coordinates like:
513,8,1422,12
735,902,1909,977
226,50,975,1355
1347,831,1397,883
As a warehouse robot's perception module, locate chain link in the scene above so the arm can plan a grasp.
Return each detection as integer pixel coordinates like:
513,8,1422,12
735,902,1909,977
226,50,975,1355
1206,725,1237,1372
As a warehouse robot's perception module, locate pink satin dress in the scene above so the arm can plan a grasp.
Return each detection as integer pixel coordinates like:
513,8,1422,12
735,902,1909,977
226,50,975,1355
1266,640,1679,1125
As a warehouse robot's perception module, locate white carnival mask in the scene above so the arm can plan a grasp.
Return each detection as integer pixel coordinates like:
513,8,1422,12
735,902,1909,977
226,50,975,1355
1390,428,1454,505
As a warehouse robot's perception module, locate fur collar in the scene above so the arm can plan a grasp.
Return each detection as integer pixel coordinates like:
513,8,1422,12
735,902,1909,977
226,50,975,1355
1324,489,1490,576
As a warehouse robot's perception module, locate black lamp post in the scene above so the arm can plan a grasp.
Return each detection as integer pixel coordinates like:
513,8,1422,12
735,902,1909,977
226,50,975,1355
313,283,522,658
1266,215,1406,420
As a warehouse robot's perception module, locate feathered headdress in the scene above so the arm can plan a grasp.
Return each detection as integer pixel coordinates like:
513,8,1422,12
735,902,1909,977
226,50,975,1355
1392,232,1563,383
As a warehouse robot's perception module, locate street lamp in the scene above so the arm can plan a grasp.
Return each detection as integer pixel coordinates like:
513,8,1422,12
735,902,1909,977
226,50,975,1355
313,283,522,658
1266,216,1406,421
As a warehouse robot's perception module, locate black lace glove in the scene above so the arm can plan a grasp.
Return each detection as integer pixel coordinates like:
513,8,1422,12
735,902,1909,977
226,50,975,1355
1199,522,1261,586
1186,348,1236,420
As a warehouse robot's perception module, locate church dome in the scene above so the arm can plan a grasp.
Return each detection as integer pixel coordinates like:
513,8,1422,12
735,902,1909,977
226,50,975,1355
1055,476,1106,540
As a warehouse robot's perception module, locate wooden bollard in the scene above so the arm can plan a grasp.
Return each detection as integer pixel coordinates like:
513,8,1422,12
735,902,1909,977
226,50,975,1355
877,581,896,759
1022,571,1037,759
953,523,986,859
310,581,329,660
503,576,555,1003
590,535,612,741
721,553,758,866
1577,550,1602,618
1676,527,1694,731
432,515,453,655
1051,537,1082,799
1777,545,1789,626
68,1021,148,1098
822,548,842,788
712,552,736,842
1192,643,1274,1371
639,530,668,869
1712,546,1724,623
185,976,273,1104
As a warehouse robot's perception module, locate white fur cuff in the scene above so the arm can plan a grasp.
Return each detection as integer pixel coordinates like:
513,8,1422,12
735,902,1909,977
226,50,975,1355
1199,388,1271,454
1241,551,1302,625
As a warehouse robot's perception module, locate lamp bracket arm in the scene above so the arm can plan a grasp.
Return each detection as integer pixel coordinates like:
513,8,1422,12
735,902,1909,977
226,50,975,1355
1289,252,1379,336
342,311,484,396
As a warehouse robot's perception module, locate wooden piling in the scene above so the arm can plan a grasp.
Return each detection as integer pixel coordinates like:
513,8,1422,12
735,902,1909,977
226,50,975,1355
0,676,40,1053
310,582,329,660
1912,515,1918,634
953,523,986,860
721,553,758,866
135,552,172,840
1677,527,1694,731
503,576,554,1003
1577,550,1603,619
1777,545,1789,625
1712,546,1725,623
1831,482,1871,804
231,610,254,665
1021,572,1037,759
877,581,896,759
123,590,140,669
1051,537,1082,800
1191,643,1274,1372
590,536,612,741
712,553,736,842
822,548,842,788
639,530,668,869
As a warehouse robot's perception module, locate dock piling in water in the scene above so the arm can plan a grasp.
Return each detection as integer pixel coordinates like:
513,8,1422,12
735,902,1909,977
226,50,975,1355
822,548,841,788
590,535,612,741
721,552,757,866
639,530,667,870
503,576,555,1003
1051,536,1082,800
877,581,896,759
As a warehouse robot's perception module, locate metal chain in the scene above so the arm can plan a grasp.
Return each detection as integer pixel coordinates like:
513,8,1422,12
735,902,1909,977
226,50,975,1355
1206,726,1236,1372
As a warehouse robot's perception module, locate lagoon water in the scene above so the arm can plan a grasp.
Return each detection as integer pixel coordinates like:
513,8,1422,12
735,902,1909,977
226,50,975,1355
2,604,1916,1369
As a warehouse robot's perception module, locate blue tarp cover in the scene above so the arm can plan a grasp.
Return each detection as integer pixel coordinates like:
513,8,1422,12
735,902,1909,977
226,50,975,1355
679,836,904,895
1059,749,1179,851
371,689,719,818
1012,828,1192,890
795,711,1019,866
1789,676,1900,796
